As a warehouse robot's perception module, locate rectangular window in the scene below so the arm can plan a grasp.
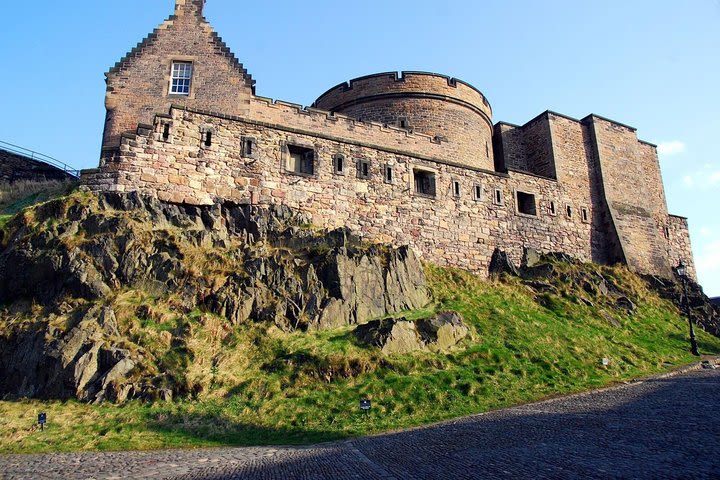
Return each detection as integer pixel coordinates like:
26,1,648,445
516,191,537,216
162,123,170,142
398,117,409,129
170,61,193,95
473,184,483,201
549,201,557,216
566,205,573,218
413,169,436,197
241,137,256,158
493,188,504,206
333,154,345,175
452,180,461,198
287,144,315,175
384,164,394,183
357,159,371,179
581,207,589,223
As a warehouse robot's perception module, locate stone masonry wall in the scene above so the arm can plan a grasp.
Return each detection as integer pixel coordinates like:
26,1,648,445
102,2,254,149
84,106,599,274
313,72,494,172
494,115,555,179
668,215,696,281
0,148,76,184
588,116,674,278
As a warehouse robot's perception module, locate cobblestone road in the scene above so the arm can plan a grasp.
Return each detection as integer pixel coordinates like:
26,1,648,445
2,367,719,479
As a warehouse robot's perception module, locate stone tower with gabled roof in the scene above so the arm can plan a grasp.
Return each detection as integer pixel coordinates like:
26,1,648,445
101,0,255,154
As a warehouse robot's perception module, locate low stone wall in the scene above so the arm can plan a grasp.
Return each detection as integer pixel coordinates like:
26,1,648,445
0,148,75,184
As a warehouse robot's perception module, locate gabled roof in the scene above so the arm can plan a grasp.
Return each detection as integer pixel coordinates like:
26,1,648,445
106,12,255,93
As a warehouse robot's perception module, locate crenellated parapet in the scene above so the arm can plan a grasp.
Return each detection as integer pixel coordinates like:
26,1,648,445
313,72,495,171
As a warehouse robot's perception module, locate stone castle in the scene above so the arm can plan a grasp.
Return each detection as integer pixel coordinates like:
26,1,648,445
81,0,695,280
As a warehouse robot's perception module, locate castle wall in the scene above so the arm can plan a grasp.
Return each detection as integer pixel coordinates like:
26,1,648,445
493,115,555,179
84,106,600,274
668,215,696,281
587,116,673,277
0,148,76,184
87,0,692,282
547,114,619,265
313,73,494,171
102,5,253,150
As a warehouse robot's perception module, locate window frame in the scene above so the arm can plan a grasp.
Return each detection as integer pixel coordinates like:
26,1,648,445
515,190,538,217
473,184,483,202
413,168,437,198
241,136,257,159
284,143,316,177
332,154,346,176
451,179,461,198
357,158,371,180
169,61,193,96
493,188,504,206
384,163,394,184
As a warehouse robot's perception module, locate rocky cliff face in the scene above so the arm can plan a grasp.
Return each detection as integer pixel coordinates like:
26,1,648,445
0,192,429,402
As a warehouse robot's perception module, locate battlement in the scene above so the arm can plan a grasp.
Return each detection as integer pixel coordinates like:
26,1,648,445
313,71,492,121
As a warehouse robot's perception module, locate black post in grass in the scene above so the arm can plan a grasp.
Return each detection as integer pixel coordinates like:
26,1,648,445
676,260,700,357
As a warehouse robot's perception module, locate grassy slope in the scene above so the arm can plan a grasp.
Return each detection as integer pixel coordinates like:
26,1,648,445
0,179,78,221
2,260,719,454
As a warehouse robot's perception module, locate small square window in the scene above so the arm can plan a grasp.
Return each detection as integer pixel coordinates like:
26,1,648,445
384,164,394,184
357,159,371,179
473,184,483,201
516,191,537,216
170,61,193,95
333,154,346,175
413,169,436,197
493,188,504,206
286,144,315,176
452,180,461,198
242,137,257,158
581,207,590,223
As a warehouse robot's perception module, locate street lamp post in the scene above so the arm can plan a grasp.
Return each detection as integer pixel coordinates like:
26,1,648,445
676,260,700,357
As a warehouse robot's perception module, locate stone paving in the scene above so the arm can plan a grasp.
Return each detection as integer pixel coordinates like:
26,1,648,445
2,367,719,479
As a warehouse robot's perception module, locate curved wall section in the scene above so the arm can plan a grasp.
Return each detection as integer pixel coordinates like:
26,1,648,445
313,72,495,170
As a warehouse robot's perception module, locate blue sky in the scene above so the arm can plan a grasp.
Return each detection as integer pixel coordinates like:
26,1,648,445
1,0,718,295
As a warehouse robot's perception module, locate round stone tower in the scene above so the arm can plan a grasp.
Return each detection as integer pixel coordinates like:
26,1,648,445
313,72,494,170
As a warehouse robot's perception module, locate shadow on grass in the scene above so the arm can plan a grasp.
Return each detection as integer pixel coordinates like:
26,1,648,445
666,332,719,356
145,410,349,448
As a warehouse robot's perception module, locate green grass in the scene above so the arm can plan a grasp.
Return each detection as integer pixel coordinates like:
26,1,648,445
2,261,719,454
0,179,78,216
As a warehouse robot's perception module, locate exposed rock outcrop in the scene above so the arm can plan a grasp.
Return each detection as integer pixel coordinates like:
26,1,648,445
354,311,469,354
492,247,720,337
644,275,720,338
0,192,430,401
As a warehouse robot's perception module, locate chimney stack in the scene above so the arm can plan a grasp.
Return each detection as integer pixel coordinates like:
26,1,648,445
175,0,205,17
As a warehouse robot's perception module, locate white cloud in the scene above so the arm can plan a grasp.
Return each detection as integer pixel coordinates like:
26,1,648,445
710,171,720,186
680,165,720,190
700,227,713,237
696,239,720,297
657,141,686,156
